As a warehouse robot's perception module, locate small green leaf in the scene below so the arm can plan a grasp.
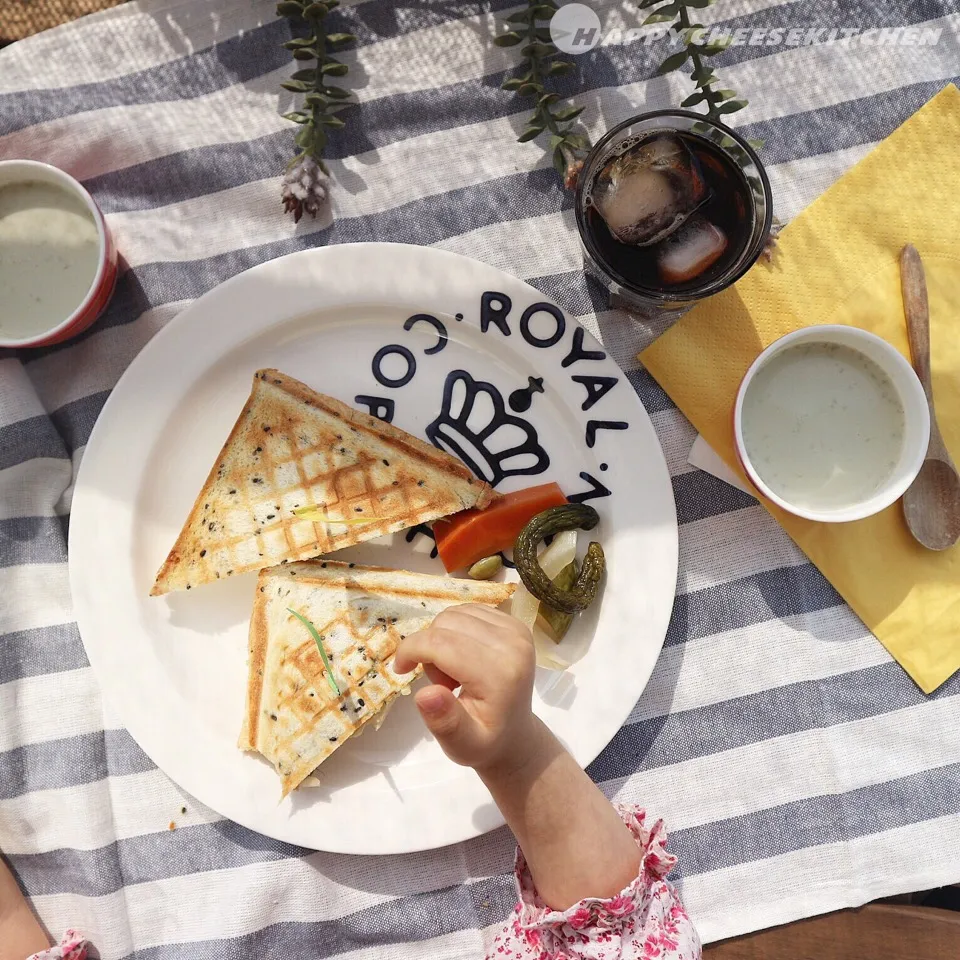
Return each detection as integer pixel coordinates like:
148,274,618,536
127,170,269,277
281,79,311,92
282,111,310,123
276,0,304,15
534,27,554,43
517,125,545,143
303,0,328,15
655,49,690,75
313,127,328,149
505,9,532,23
518,83,541,97
288,609,341,696
679,25,704,42
563,132,591,150
691,64,716,84
538,92,560,106
323,85,352,99
521,41,554,57
326,32,356,46
549,134,564,150
502,77,525,91
321,61,349,75
684,0,715,7
638,0,667,7
643,12,674,24
293,48,315,60
494,31,523,47
291,68,317,81
553,146,567,176
552,104,585,121
533,3,557,19
546,60,575,75
699,37,733,55
320,114,346,127
295,124,314,148
681,90,707,107
283,36,316,48
747,138,765,150
713,89,737,101
304,91,330,106
717,99,748,115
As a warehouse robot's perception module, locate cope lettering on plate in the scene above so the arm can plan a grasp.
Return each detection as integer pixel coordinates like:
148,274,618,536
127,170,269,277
403,313,448,355
354,396,396,422
372,344,417,388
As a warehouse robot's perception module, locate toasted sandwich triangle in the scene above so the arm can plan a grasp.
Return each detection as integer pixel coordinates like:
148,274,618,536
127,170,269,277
151,369,495,596
239,560,516,796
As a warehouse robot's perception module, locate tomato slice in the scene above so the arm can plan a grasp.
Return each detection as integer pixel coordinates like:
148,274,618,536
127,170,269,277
433,482,568,572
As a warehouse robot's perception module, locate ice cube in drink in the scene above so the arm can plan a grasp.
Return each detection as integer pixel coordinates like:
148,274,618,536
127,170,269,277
590,133,709,247
656,216,729,285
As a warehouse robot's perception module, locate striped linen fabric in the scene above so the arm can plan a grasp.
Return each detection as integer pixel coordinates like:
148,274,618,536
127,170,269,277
2,0,960,956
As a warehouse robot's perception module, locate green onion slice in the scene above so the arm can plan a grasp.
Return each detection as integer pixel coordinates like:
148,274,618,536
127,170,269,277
287,608,341,696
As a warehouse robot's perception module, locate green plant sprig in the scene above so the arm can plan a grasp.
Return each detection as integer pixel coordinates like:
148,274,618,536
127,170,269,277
640,0,756,140
277,0,356,171
496,1,591,185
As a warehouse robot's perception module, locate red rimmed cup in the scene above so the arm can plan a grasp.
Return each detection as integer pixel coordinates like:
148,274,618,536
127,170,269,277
0,160,117,349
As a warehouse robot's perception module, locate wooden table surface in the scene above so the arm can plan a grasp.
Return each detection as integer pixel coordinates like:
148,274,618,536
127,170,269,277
1,0,125,44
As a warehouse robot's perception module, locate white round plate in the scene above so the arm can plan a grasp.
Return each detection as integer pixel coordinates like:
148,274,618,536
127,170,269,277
70,243,677,855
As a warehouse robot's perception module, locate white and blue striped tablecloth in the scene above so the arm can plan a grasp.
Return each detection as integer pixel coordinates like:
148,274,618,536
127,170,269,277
2,0,959,956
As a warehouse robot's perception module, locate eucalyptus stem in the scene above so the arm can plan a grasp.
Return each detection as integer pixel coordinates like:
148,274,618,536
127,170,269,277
496,0,591,187
642,0,754,136
276,0,355,219
676,5,722,123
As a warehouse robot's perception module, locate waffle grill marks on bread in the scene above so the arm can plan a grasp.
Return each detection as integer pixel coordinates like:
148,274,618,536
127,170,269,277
150,369,497,596
238,560,516,796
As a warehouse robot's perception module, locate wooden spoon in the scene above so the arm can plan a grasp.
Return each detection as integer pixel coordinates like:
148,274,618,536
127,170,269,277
900,244,960,551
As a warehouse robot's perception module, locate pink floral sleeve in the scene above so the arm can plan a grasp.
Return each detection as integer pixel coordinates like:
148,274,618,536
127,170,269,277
25,931,89,960
488,806,701,960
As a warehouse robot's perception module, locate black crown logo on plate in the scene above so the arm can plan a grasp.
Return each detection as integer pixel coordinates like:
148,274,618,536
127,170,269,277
426,370,550,487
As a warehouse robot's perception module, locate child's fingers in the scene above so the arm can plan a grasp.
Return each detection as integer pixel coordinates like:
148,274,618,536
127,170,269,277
424,663,459,691
393,627,488,684
414,685,479,757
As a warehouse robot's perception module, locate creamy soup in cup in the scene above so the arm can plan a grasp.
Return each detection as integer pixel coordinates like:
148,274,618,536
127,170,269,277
733,326,929,523
0,160,117,349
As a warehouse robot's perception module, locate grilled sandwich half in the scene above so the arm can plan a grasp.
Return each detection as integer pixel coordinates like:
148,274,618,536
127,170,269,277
239,560,515,796
151,369,495,595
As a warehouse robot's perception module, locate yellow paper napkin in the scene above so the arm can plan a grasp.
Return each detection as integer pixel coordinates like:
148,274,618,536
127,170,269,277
641,84,960,694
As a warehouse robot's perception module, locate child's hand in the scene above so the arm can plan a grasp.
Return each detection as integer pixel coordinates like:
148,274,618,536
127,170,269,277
393,604,538,772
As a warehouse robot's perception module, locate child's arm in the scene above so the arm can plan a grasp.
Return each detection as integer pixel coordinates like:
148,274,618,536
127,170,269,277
394,604,641,910
0,857,49,960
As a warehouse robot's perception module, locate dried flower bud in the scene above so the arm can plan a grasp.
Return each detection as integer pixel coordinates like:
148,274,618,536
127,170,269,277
281,154,330,222
564,158,584,191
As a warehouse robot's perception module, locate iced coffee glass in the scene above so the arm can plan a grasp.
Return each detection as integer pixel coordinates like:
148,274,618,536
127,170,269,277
575,110,773,334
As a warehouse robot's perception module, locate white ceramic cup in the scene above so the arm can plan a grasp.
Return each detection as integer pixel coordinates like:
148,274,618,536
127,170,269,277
733,325,930,523
0,159,117,349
